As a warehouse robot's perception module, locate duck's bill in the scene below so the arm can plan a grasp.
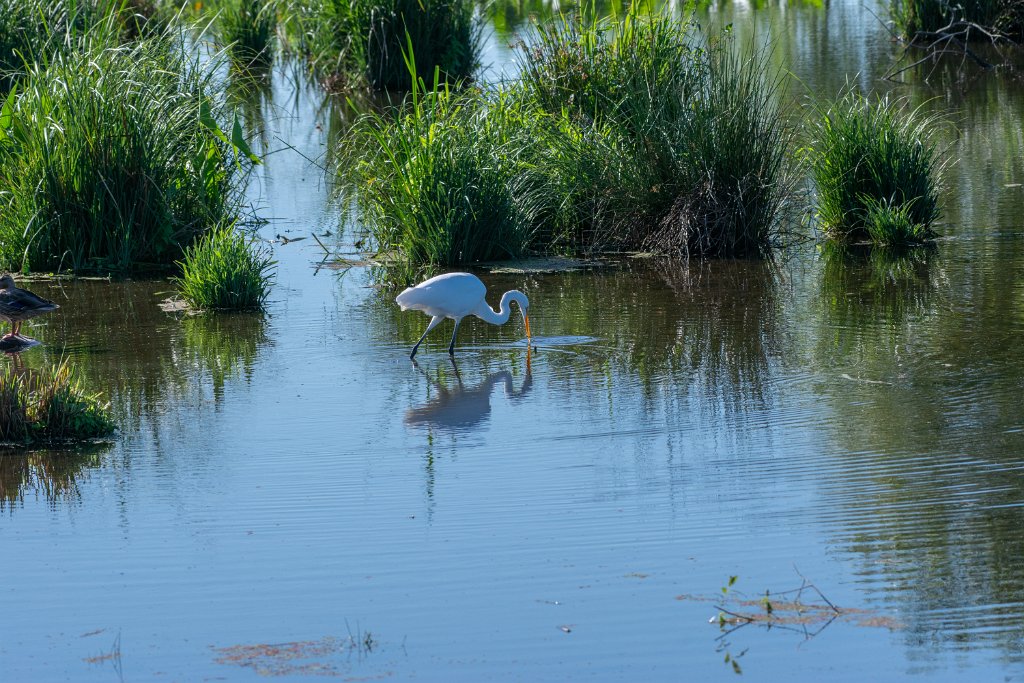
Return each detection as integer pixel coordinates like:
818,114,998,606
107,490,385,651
524,314,532,339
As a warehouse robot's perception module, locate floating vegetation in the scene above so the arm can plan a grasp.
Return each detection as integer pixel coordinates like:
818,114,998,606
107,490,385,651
0,27,257,274
213,630,378,677
293,0,479,90
0,360,116,446
805,91,942,246
676,574,902,674
174,224,276,311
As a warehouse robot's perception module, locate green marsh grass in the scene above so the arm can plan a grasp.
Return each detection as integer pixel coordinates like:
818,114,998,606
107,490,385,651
217,0,278,68
806,92,942,245
0,360,115,445
0,0,166,90
518,7,795,257
175,224,275,311
342,75,544,282
0,29,255,274
296,0,479,90
340,8,795,279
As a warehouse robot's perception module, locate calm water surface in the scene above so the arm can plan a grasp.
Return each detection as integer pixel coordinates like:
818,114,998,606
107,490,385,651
3,1,1024,680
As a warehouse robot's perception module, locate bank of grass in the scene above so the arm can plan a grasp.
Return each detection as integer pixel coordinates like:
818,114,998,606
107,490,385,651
342,7,796,279
0,28,255,274
806,92,941,245
293,0,479,90
0,360,116,445
174,224,275,311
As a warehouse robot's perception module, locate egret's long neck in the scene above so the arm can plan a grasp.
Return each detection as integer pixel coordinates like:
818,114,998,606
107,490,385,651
473,290,527,326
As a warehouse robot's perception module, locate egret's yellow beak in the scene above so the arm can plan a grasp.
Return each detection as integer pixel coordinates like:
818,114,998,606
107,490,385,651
524,314,532,339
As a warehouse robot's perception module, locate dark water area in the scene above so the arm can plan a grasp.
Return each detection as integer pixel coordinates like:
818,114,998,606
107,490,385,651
3,0,1024,680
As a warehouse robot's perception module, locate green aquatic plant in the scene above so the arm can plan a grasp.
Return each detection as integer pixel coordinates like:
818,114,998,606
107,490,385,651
0,28,256,274
342,75,544,282
517,6,795,256
0,360,115,445
175,223,276,311
295,0,479,90
806,91,942,245
217,0,278,68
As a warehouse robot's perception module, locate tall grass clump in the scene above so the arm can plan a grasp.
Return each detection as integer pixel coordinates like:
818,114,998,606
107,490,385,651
0,30,254,274
174,224,275,311
806,91,942,245
517,7,795,257
342,75,543,282
300,0,479,90
218,0,278,68
0,360,115,445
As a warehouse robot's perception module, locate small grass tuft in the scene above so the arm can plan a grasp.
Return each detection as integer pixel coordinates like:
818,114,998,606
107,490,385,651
806,91,942,246
862,196,931,245
342,75,543,283
0,360,115,445
175,223,276,311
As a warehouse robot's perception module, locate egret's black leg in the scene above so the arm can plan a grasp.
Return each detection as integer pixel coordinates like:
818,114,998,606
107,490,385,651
411,315,444,359
448,318,462,356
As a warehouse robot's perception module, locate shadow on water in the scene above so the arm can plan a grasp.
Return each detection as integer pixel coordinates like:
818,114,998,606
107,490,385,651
405,355,533,433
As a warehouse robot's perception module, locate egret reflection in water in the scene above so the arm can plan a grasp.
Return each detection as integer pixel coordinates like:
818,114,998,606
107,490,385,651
405,355,533,433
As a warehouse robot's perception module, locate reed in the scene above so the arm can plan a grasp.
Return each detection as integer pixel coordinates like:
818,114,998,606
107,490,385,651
0,28,253,274
0,0,165,90
174,223,276,311
0,360,115,445
806,91,941,245
517,7,794,256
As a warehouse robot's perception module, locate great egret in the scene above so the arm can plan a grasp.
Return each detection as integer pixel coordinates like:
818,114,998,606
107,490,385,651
0,274,59,341
395,272,531,359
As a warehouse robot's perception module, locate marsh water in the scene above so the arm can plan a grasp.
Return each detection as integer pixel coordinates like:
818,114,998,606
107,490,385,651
3,1,1024,680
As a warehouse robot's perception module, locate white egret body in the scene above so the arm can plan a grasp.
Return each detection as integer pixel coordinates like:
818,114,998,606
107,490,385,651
395,272,531,358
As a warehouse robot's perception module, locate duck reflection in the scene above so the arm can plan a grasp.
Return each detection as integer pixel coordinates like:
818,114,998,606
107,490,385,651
405,355,533,433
